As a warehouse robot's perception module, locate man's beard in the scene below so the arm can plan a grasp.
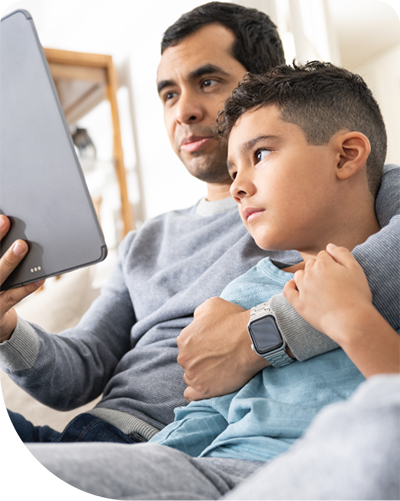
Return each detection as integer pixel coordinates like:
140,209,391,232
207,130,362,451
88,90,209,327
183,141,231,183
176,125,231,184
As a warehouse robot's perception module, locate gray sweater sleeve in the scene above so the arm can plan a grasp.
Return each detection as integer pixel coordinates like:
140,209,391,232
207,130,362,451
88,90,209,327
270,164,400,362
0,233,136,410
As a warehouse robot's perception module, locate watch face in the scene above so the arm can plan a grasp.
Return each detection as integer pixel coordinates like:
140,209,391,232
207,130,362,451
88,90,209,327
249,315,283,354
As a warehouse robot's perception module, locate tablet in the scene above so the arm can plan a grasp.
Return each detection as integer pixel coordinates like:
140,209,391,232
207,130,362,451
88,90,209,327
0,9,107,291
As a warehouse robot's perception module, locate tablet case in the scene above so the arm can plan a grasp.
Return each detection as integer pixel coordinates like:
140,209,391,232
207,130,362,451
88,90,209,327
0,9,107,291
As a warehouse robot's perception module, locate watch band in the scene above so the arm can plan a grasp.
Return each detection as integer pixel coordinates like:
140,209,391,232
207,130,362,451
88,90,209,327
249,303,294,367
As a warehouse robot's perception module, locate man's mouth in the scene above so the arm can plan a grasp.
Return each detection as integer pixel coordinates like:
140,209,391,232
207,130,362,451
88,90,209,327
242,207,265,223
180,136,213,153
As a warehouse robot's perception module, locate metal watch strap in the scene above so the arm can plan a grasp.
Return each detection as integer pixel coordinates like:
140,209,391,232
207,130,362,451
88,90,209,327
249,303,294,367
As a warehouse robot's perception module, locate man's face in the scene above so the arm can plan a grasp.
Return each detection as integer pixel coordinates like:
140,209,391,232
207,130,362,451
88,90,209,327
227,105,340,254
157,24,247,185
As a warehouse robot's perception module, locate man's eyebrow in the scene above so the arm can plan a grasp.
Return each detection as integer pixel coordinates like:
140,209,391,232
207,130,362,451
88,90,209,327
157,64,229,95
189,63,229,80
157,79,175,95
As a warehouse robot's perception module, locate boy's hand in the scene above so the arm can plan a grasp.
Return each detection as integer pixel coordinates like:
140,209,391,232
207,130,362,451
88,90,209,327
0,215,45,342
283,244,373,344
177,297,268,401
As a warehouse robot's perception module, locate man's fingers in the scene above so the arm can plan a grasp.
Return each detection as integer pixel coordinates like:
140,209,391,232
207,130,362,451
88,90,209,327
0,280,45,313
0,240,29,285
0,215,11,240
183,385,206,402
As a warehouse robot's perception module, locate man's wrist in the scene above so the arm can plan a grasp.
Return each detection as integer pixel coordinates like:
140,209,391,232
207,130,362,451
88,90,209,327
247,303,296,367
1,328,15,343
0,319,17,343
286,346,295,359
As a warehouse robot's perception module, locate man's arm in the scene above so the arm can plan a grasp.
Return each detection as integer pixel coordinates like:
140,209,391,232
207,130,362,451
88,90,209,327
178,164,400,401
0,223,136,410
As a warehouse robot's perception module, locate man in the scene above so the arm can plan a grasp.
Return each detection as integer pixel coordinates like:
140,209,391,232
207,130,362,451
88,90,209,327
0,0,399,491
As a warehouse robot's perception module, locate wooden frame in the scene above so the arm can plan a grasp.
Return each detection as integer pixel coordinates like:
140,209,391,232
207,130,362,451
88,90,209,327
43,48,134,235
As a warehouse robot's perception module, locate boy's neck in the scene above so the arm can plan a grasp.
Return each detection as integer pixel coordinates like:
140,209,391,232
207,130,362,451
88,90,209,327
286,202,381,271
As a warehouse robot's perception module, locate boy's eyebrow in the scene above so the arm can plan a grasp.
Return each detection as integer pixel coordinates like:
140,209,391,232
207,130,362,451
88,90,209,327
242,135,278,152
157,64,229,95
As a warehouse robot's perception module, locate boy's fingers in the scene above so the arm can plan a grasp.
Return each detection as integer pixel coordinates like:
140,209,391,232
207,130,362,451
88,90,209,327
326,244,355,268
0,240,29,285
283,279,299,304
293,269,305,286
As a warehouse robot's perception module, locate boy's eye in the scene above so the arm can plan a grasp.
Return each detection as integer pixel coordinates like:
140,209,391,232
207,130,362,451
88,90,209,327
255,148,271,163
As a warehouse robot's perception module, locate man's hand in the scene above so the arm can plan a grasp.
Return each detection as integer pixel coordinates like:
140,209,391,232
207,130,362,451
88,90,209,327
177,297,268,401
0,215,45,343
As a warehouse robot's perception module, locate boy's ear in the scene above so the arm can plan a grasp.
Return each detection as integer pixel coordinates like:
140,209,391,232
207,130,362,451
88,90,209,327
335,131,370,180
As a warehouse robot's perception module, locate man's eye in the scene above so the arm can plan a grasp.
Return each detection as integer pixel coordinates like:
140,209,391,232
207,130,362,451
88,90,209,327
255,149,271,163
164,91,177,102
203,79,217,88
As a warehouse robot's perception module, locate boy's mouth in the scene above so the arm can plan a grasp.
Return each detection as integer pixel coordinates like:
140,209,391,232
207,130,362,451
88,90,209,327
242,207,265,223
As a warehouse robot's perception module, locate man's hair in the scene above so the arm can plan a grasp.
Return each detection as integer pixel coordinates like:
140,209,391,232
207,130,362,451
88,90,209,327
161,2,285,73
219,61,387,197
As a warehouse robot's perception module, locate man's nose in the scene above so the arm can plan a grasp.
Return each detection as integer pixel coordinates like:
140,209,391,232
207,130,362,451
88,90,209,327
175,90,204,124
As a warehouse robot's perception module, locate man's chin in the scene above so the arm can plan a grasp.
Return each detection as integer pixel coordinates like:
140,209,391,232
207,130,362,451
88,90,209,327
186,165,231,184
180,154,230,184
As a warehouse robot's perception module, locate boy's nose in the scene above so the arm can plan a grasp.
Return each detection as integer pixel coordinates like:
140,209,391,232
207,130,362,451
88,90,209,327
230,171,253,202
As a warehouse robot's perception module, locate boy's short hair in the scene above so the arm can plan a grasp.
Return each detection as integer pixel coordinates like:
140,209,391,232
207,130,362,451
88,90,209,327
219,61,387,197
161,2,285,74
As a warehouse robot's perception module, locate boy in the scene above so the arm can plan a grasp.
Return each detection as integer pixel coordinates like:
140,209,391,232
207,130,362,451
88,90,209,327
149,61,399,462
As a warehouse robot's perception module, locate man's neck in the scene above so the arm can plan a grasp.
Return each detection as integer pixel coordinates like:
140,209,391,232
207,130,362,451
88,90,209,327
206,181,232,202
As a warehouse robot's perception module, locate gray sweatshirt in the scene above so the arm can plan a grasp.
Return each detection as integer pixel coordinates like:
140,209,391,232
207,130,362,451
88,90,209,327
0,165,399,437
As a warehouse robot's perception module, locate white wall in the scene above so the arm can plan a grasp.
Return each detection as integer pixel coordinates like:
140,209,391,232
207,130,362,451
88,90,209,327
355,43,400,165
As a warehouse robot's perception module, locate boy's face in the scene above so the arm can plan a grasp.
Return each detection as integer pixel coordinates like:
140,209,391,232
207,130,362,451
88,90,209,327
227,105,340,255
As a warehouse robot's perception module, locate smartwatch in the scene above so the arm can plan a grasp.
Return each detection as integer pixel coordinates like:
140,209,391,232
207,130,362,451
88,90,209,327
247,303,294,367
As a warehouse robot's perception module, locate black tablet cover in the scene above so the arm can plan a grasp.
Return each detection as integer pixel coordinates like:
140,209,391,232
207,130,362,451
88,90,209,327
0,10,107,290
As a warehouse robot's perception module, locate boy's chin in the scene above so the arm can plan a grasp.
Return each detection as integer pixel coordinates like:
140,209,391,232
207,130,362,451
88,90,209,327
252,236,288,252
252,237,272,251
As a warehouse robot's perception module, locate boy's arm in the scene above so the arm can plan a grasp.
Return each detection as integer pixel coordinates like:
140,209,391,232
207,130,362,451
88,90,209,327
283,244,399,377
271,164,400,361
179,164,400,401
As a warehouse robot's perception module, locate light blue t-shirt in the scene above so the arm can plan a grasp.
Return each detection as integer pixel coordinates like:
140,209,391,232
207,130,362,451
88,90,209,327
150,258,366,462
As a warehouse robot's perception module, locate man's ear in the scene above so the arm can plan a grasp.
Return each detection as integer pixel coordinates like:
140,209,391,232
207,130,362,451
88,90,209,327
335,131,370,180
